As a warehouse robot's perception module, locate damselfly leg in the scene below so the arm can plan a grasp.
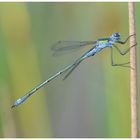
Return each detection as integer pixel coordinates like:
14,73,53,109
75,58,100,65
113,43,137,55
110,43,137,68
116,34,136,44
110,34,137,68
110,47,130,68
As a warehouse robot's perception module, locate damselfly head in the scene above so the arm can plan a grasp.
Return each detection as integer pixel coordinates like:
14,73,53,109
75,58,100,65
112,32,121,40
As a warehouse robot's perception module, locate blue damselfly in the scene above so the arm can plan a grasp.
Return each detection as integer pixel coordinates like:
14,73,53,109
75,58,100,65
11,33,136,108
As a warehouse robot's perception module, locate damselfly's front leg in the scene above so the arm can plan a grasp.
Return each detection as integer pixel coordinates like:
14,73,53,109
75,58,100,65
117,34,136,44
113,43,137,55
110,47,130,68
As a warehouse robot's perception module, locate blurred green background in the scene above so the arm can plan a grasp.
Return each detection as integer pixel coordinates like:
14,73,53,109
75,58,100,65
0,2,139,138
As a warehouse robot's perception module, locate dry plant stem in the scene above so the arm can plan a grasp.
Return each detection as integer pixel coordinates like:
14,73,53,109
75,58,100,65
128,2,138,138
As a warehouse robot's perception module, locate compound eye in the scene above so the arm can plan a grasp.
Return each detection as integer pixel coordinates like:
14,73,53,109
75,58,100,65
114,32,120,37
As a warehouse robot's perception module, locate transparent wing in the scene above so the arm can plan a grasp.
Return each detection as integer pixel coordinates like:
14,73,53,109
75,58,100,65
51,41,96,56
63,59,83,80
62,49,90,80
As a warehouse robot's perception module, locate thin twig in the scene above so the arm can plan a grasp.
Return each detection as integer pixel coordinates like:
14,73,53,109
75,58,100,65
128,2,138,138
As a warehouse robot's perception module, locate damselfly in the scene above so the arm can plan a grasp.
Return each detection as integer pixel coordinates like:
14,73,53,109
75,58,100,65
11,32,136,108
